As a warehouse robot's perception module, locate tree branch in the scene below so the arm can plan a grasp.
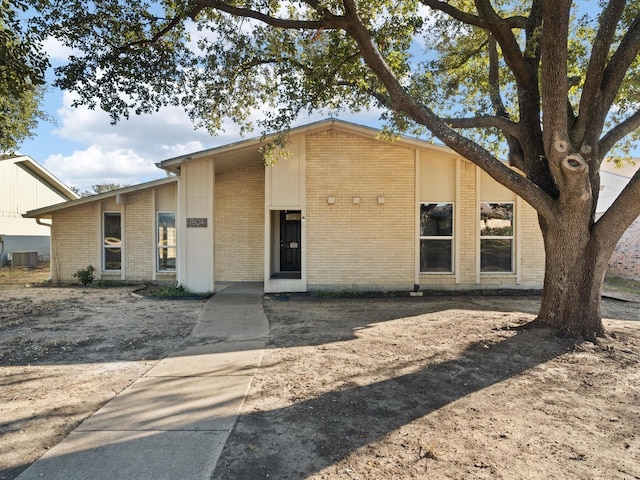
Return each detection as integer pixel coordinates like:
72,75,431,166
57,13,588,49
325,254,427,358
601,13,640,109
540,0,571,150
420,0,527,29
486,33,526,170
340,0,555,220
419,0,485,28
573,0,626,144
431,40,489,73
194,0,345,30
488,35,507,118
472,0,534,90
599,109,640,158
114,7,195,52
445,115,521,138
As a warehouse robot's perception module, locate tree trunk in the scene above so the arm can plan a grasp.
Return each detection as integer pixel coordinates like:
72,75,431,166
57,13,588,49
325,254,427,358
534,214,611,341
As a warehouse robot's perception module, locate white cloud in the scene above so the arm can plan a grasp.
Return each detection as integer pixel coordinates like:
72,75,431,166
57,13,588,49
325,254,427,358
162,141,206,158
43,145,162,191
42,92,224,190
54,92,218,155
43,37,80,62
42,91,386,191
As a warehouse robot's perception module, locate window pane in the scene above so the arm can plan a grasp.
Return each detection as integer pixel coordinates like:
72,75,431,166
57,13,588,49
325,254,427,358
104,213,122,246
104,248,121,270
480,203,513,236
158,247,176,271
158,213,176,247
481,239,513,272
103,213,121,270
157,213,176,271
420,239,452,273
421,203,453,236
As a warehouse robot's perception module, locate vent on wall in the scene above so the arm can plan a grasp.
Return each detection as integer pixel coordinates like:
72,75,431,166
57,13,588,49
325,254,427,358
11,251,38,267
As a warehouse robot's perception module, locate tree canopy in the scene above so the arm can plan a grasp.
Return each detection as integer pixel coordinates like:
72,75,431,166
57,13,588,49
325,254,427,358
0,0,49,154
70,183,128,197
32,0,640,338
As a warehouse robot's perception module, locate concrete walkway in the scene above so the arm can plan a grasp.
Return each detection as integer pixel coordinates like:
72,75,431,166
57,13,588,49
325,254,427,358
17,282,268,480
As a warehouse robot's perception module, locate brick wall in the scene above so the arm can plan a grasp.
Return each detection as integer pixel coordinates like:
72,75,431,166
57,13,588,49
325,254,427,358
458,159,479,285
215,163,265,281
306,129,415,290
124,190,154,281
607,217,640,279
519,203,546,285
50,185,177,284
51,203,99,282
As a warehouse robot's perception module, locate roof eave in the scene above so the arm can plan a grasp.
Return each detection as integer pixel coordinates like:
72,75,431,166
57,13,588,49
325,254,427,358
12,156,80,200
24,175,178,219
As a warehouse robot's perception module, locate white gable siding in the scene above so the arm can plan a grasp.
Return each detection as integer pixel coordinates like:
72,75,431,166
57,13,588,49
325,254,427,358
0,159,71,236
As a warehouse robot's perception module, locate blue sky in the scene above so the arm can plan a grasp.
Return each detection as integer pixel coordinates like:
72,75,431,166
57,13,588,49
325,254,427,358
17,9,639,193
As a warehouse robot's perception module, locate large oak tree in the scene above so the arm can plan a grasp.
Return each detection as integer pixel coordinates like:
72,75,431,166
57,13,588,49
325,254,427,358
36,0,640,339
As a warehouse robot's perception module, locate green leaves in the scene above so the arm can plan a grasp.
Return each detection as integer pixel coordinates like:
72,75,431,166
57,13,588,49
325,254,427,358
0,0,50,153
23,0,640,169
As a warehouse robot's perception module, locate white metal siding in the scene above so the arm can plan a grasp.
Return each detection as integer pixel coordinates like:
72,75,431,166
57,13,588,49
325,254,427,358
0,160,70,236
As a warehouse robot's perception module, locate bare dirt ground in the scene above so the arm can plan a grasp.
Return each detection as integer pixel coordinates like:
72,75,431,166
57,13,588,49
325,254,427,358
0,266,206,480
1,265,640,480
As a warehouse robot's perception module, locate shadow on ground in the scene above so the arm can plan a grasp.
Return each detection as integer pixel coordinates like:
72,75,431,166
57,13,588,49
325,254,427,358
213,324,572,479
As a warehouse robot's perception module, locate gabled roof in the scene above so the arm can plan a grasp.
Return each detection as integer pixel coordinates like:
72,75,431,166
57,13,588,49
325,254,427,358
25,119,459,219
24,176,178,219
1,155,79,201
156,118,456,174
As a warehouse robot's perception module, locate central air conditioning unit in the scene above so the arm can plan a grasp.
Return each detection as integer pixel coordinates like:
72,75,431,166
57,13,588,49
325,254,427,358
11,251,38,268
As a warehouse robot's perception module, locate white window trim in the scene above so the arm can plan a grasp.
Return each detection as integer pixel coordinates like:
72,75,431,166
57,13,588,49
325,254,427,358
419,201,455,274
157,211,177,272
479,201,515,274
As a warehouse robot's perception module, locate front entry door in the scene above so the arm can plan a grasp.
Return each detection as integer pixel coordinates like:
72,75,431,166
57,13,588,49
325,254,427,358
280,211,301,272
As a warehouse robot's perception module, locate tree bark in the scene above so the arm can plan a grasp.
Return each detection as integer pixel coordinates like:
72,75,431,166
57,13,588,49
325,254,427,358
534,214,611,341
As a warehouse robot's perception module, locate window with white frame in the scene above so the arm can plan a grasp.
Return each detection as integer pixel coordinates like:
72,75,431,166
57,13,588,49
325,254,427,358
157,212,176,271
480,202,514,272
420,202,454,273
103,212,122,270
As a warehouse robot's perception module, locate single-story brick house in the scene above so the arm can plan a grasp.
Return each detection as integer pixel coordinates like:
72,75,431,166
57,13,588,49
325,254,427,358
25,119,546,293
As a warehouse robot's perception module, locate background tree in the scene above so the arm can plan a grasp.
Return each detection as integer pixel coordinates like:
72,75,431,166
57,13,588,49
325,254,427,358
70,183,127,197
35,0,640,339
0,0,49,154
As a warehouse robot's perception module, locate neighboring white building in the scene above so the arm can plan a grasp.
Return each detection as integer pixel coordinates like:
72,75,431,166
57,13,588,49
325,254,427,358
598,160,640,279
0,156,78,266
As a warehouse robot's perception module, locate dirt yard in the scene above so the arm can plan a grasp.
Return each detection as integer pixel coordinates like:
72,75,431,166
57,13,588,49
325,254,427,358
0,266,206,480
1,266,639,480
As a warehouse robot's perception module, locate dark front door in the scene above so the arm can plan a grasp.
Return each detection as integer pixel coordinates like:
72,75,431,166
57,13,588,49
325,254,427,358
280,211,301,272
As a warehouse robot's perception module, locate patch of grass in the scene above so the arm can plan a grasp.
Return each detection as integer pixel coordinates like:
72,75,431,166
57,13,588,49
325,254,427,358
310,290,357,298
604,277,640,294
152,284,191,297
92,280,129,287
139,283,211,298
